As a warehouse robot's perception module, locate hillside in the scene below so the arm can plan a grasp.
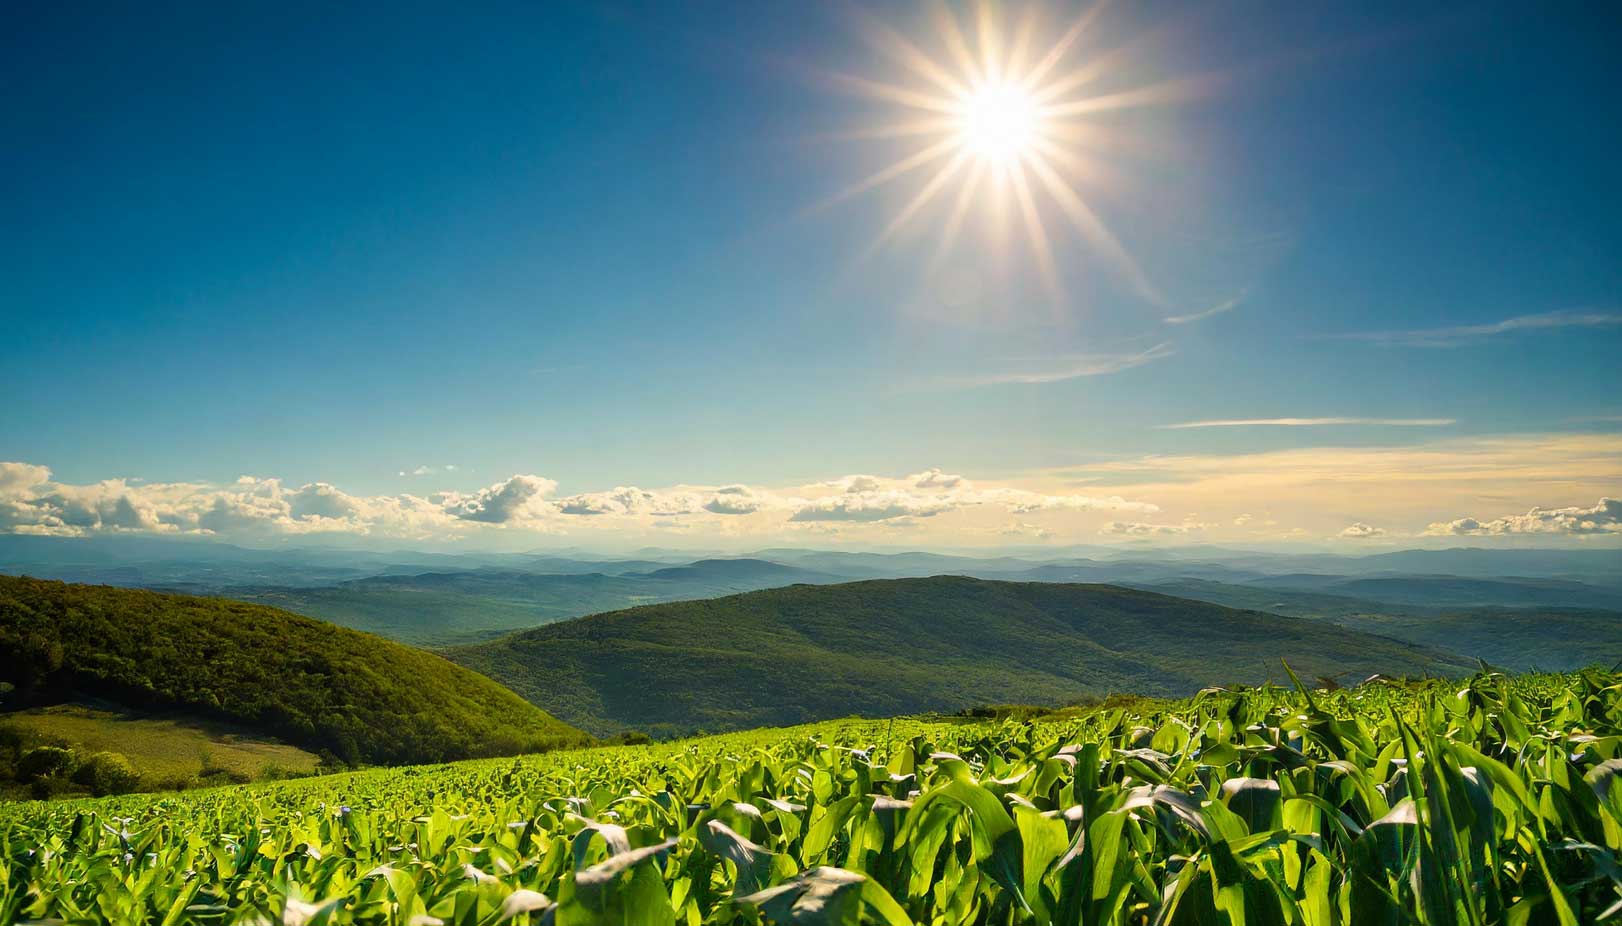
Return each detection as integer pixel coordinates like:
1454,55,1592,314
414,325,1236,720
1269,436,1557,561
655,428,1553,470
447,576,1471,736
0,576,588,765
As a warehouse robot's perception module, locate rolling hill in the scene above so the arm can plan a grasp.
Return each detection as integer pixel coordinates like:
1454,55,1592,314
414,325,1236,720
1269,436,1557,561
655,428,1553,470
447,576,1472,737
0,576,588,765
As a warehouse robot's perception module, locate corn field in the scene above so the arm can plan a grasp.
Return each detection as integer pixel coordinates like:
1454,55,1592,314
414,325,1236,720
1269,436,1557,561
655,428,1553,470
2,670,1619,925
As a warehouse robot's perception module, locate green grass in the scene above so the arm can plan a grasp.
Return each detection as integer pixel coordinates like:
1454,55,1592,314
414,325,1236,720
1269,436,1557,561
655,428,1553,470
0,576,590,765
0,701,320,789
2,669,1617,924
447,576,1472,736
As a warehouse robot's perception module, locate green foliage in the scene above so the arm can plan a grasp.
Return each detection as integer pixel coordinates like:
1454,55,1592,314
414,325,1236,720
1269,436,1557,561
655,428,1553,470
0,576,589,765
16,745,75,782
0,670,1617,923
69,750,140,796
0,702,321,796
448,576,1471,736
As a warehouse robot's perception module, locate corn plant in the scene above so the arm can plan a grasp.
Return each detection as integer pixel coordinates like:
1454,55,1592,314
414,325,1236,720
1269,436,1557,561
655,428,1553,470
1,670,1618,924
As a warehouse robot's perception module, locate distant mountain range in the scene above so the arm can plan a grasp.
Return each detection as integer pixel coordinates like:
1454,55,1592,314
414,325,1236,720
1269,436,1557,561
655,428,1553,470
446,576,1473,737
4,538,1618,649
217,559,850,646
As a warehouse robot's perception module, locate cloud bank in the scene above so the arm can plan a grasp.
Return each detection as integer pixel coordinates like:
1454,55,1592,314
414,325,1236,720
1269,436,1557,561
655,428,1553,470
1425,498,1620,537
0,462,1159,543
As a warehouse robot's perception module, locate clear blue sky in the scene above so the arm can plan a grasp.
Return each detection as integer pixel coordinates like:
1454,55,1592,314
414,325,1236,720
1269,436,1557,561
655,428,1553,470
2,1,1618,548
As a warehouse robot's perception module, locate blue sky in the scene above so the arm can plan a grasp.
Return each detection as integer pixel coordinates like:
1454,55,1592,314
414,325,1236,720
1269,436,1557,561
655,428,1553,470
2,1,1618,549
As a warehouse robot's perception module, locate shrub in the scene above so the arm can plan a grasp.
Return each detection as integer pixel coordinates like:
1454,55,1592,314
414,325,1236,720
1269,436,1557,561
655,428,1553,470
71,751,140,796
17,745,77,782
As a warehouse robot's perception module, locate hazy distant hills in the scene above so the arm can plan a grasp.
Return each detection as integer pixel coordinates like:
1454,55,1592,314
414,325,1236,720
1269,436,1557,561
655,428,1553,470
1133,578,1622,670
4,537,1618,651
1243,574,1622,609
221,559,848,646
446,576,1473,736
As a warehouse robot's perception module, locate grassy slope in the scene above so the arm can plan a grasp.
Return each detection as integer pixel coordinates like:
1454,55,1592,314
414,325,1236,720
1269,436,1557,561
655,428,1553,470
0,702,320,785
448,576,1471,736
0,576,589,765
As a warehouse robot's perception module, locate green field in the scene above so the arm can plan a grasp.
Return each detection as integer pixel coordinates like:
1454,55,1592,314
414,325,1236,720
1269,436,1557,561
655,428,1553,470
0,702,320,793
3,669,1618,924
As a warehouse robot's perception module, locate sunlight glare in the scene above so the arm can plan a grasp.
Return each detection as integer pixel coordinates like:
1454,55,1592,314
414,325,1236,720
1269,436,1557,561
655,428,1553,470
824,2,1179,306
956,82,1041,165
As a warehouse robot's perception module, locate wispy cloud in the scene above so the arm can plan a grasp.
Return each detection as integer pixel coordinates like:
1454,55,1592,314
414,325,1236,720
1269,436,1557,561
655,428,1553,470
1164,295,1242,326
400,464,458,477
1159,417,1455,429
1324,310,1622,347
965,342,1175,386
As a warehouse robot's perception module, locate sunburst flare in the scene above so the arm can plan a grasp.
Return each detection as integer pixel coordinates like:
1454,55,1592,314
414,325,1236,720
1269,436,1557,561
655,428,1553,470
824,2,1194,306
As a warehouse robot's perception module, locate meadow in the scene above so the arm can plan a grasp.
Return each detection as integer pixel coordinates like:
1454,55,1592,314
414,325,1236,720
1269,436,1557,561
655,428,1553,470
2,669,1619,924
0,703,320,795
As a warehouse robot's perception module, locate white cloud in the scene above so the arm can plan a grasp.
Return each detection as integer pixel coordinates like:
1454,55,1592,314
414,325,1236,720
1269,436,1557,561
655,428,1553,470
960,342,1174,386
440,475,558,524
790,491,955,523
1164,295,1242,326
978,488,1159,514
1100,520,1204,536
288,483,364,521
1425,498,1621,536
1326,310,1622,347
1339,522,1386,538
555,487,704,518
0,462,1163,543
0,462,52,495
910,468,970,490
1160,418,1455,429
1000,521,1053,539
704,485,764,515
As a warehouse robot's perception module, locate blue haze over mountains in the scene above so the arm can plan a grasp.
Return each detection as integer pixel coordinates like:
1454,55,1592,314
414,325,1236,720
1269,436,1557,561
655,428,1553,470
2,534,1618,661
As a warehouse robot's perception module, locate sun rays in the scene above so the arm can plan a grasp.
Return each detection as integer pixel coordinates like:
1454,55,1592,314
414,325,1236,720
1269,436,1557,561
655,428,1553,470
822,1,1189,306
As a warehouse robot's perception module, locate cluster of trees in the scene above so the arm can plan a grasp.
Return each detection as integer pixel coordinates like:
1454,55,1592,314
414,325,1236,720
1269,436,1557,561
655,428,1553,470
0,730,139,799
0,576,590,767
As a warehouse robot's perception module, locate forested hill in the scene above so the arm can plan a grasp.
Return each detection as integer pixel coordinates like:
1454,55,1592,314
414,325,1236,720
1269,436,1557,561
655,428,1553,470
0,576,588,764
448,576,1472,736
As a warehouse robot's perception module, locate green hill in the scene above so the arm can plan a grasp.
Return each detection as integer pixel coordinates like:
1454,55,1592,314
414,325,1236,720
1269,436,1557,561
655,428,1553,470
0,576,588,765
447,576,1472,736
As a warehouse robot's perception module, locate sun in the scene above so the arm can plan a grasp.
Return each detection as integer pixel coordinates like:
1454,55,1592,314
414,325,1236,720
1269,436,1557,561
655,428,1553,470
956,81,1041,165
820,3,1200,304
